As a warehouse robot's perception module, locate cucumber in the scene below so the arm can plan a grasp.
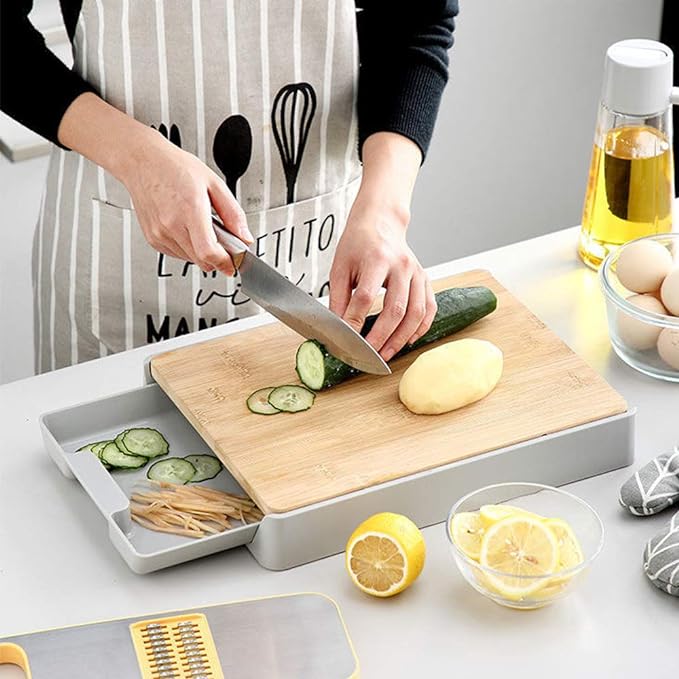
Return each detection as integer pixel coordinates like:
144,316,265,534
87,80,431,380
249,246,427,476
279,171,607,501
147,457,197,484
115,428,169,459
184,454,223,482
296,286,497,390
100,441,148,469
268,385,315,413
246,387,281,415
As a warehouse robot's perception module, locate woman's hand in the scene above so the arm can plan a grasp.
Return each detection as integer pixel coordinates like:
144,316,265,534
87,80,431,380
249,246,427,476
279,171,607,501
329,132,436,361
58,93,252,274
119,131,253,274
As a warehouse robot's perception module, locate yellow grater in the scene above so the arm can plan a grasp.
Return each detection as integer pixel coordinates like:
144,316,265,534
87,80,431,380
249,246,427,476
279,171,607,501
129,613,224,679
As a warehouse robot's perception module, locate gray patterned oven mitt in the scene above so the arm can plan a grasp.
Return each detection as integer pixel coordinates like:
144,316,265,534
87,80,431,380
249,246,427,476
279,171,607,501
619,449,679,516
644,511,679,597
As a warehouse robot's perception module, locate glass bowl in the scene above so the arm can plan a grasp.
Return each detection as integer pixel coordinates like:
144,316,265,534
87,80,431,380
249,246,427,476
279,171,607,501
446,482,604,610
600,233,679,382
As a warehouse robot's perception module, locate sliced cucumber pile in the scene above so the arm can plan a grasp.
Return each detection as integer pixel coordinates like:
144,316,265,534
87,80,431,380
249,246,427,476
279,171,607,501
76,439,113,469
100,441,147,469
75,430,224,484
75,427,169,472
116,428,169,458
268,385,315,412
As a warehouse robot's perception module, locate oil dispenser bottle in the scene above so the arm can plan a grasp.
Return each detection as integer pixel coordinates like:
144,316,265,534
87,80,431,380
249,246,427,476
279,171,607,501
579,39,679,269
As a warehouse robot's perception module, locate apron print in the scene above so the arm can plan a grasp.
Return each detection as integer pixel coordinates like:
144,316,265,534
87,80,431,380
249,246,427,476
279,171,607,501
271,83,318,204
144,81,327,344
151,123,182,147
213,115,253,198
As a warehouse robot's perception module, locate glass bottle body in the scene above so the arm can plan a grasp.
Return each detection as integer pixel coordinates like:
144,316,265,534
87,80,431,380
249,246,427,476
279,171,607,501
578,105,674,269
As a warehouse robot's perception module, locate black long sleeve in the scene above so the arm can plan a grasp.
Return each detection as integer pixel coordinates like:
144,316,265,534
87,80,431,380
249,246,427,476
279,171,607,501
0,0,92,147
1,1,456,157
355,0,458,160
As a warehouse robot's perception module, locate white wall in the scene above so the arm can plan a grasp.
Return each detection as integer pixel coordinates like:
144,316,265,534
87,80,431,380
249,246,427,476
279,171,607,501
0,0,665,383
409,0,664,265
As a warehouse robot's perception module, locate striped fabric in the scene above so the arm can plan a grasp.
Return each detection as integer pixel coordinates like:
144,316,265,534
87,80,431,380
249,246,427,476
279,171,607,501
33,0,362,373
619,449,679,516
644,510,679,597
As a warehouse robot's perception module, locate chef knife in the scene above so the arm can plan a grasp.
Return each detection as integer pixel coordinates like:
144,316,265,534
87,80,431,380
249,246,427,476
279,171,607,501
211,216,391,376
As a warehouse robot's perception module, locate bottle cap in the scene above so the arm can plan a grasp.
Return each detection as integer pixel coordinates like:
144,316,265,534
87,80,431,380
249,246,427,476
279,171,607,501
602,39,674,116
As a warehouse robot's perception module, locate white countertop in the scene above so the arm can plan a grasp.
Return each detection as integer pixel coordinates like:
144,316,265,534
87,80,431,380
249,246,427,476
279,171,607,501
1,226,678,678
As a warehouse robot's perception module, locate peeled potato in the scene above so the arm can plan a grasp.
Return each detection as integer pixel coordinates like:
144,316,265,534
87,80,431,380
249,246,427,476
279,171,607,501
399,338,503,415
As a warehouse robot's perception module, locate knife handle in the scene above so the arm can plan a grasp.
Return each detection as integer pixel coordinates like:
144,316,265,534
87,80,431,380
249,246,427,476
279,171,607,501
211,215,249,270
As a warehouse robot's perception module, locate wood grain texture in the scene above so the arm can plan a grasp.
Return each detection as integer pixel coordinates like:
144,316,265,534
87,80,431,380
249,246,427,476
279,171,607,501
150,270,627,514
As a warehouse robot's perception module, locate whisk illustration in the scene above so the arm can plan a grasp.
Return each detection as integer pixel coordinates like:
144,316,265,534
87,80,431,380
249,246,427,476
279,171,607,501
271,82,317,204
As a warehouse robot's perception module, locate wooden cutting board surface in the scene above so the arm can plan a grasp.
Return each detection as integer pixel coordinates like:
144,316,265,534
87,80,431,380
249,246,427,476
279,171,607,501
150,270,627,514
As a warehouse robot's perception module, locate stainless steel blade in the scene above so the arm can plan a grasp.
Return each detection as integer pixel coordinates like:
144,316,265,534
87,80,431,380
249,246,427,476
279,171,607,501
212,218,390,376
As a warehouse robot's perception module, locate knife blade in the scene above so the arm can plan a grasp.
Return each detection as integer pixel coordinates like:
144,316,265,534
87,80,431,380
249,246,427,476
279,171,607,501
211,217,391,376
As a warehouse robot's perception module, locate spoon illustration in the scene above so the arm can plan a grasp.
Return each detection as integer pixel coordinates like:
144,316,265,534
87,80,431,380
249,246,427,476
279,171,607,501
212,115,253,198
271,82,317,204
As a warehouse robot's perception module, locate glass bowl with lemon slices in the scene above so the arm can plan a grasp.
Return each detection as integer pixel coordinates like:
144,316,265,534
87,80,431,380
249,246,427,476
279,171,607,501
447,482,604,609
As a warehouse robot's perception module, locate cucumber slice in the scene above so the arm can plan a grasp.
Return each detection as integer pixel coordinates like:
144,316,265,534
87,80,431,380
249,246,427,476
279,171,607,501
91,440,110,457
295,342,325,391
100,442,148,469
115,428,169,459
268,385,315,413
246,387,281,415
184,454,223,482
147,457,196,484
77,440,106,455
76,440,113,469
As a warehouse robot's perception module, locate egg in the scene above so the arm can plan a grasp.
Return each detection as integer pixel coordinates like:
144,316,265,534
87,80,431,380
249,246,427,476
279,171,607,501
616,240,673,293
660,269,679,316
657,328,679,371
617,294,668,350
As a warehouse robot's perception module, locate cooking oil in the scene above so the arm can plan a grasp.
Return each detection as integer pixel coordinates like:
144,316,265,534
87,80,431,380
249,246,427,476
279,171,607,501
578,125,673,269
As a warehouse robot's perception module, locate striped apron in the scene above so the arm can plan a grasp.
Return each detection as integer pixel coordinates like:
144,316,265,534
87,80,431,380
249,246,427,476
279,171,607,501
33,0,361,373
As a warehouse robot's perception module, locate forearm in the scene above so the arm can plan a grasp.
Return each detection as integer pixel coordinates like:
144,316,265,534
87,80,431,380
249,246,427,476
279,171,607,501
0,1,96,146
58,92,161,182
355,132,422,225
356,0,457,160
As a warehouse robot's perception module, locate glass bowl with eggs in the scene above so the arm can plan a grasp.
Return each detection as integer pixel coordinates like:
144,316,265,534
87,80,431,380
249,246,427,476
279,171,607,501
600,233,679,381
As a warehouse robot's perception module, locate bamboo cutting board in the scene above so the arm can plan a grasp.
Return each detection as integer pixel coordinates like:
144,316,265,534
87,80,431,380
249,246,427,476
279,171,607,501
150,270,627,514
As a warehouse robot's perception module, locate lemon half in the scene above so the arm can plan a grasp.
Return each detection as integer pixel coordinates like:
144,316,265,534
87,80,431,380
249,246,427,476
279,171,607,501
346,513,425,598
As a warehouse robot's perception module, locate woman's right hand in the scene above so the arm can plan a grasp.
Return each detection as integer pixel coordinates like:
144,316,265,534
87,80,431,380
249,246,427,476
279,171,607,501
119,129,253,274
58,93,253,275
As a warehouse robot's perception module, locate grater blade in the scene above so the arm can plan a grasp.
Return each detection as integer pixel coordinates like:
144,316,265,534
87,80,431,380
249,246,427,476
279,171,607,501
130,614,224,679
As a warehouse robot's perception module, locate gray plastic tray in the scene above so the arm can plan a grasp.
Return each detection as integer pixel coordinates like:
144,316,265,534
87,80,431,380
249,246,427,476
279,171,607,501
40,384,635,573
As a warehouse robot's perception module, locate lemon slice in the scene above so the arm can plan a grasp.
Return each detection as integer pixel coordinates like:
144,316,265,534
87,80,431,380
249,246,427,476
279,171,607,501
544,518,584,585
450,512,485,560
346,513,425,598
479,504,540,528
480,516,558,599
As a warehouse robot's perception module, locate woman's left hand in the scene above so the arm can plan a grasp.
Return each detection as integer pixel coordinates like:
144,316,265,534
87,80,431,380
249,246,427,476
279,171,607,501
329,196,437,361
329,132,437,361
